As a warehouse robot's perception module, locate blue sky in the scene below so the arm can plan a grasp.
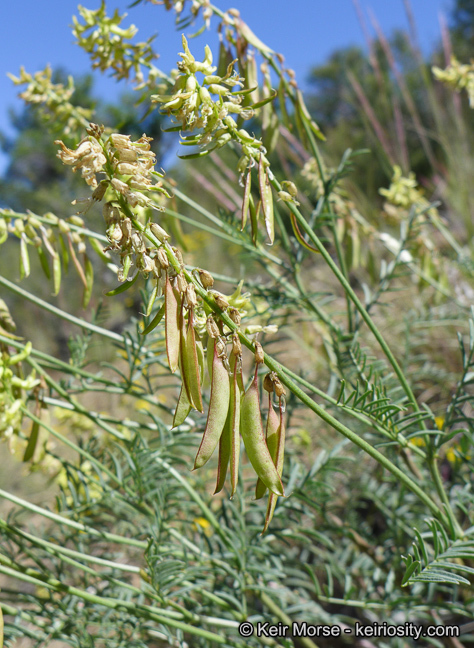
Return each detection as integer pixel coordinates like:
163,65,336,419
0,0,452,173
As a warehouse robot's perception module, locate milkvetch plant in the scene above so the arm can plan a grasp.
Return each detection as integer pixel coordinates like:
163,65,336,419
0,1,473,646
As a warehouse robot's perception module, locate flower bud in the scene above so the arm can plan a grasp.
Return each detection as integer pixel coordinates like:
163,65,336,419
58,220,71,234
149,222,170,242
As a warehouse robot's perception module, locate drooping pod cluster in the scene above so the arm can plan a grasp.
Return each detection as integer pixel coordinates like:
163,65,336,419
169,288,287,529
54,125,287,530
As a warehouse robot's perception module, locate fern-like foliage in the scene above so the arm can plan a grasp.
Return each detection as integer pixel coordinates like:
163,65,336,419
402,519,474,586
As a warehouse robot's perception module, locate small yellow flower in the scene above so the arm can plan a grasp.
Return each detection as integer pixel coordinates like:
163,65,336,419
192,517,213,537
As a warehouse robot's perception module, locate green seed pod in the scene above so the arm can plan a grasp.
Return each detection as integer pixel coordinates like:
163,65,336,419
179,305,203,412
194,339,230,470
262,404,286,533
249,195,260,246
240,371,284,497
242,169,251,231
255,395,279,500
82,253,94,308
165,273,180,373
214,407,231,494
258,155,274,245
229,353,242,497
173,383,192,428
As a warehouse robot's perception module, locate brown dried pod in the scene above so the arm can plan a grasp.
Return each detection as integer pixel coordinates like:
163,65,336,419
274,378,286,398
157,247,169,269
186,283,197,308
173,247,184,266
176,273,187,294
206,315,220,339
198,269,214,289
232,331,241,356
254,341,264,364
214,293,229,311
228,307,241,326
263,373,274,393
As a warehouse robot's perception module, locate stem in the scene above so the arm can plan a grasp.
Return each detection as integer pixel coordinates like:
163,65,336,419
0,489,147,548
0,275,126,345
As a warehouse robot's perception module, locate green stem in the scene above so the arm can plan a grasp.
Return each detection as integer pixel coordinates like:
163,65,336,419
0,275,125,345
0,489,146,548
260,353,451,530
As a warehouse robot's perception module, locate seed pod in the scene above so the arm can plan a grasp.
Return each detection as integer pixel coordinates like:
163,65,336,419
194,339,230,470
258,155,274,245
262,403,286,533
179,304,203,412
214,407,231,494
229,353,242,497
173,383,192,428
145,284,159,317
82,254,94,308
52,253,61,296
240,370,284,497
249,195,260,246
165,273,180,373
255,395,279,500
242,169,251,230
